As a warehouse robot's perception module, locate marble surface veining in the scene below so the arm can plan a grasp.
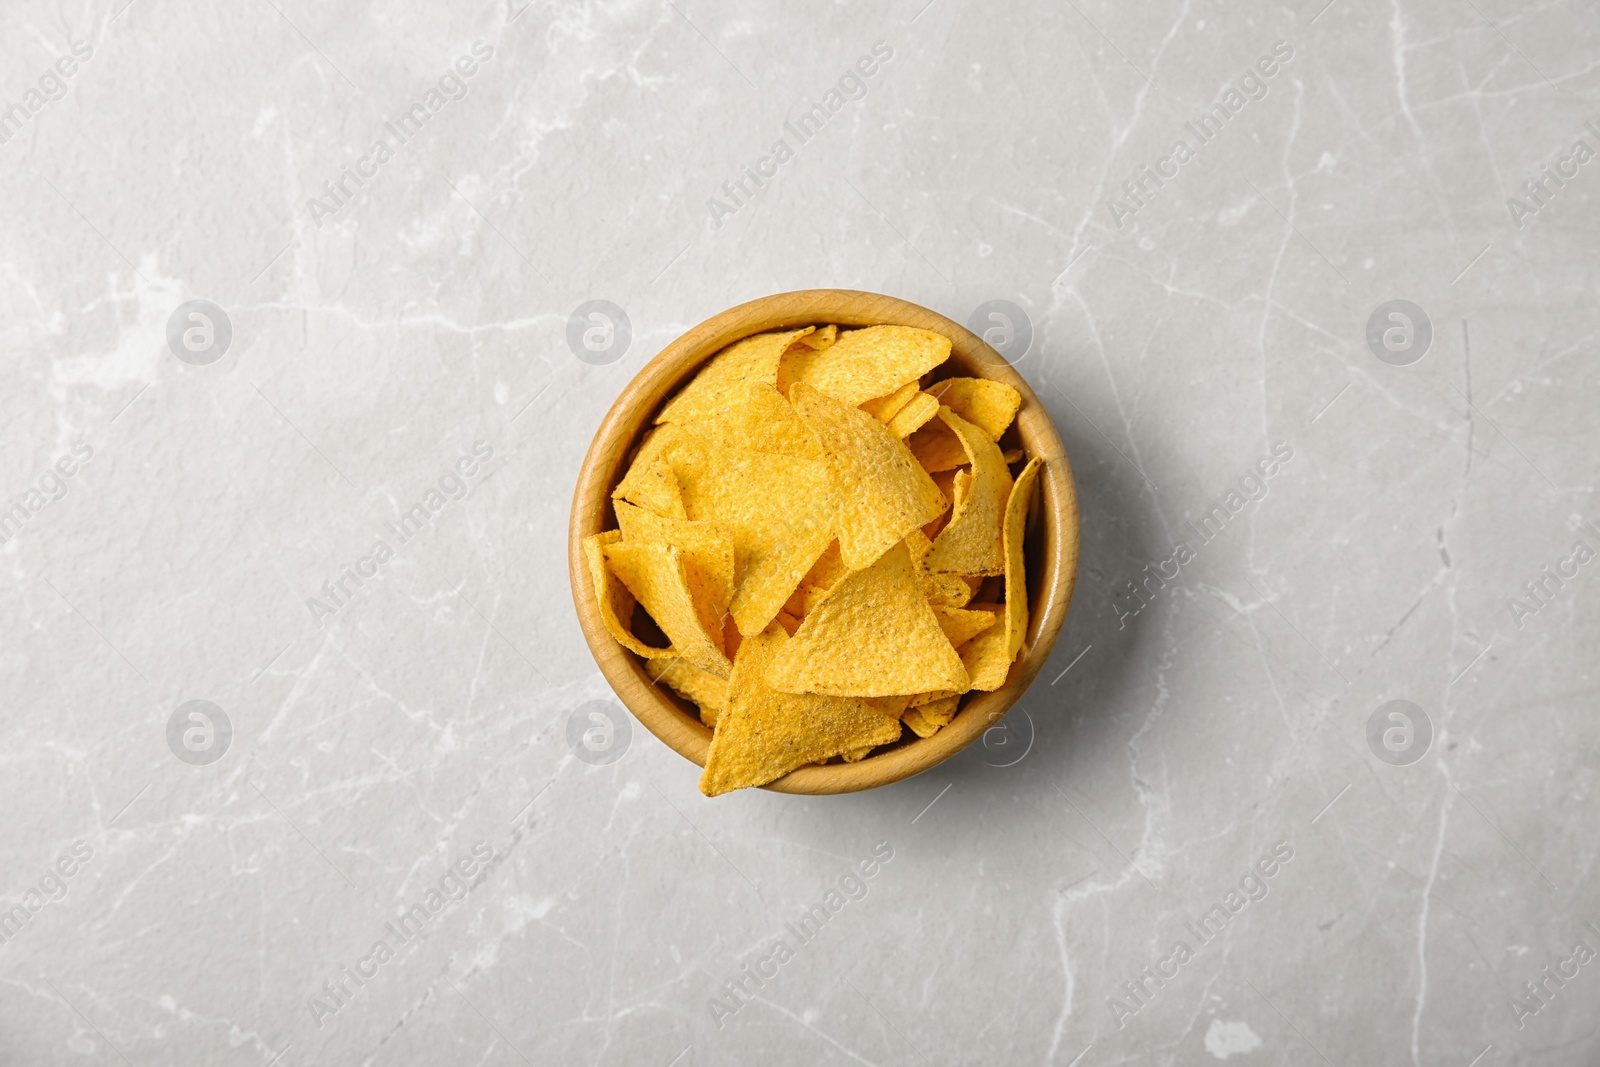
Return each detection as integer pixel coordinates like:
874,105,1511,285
1,0,1597,1064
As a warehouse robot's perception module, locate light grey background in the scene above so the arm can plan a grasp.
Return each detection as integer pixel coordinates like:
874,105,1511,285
2,0,1596,1064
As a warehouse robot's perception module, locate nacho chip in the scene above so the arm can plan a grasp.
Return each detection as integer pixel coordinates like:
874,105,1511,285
902,694,960,738
929,378,1022,441
680,381,824,460
612,426,690,518
863,694,912,718
604,540,730,677
796,324,837,350
924,407,1013,575
885,391,940,438
700,704,721,728
1003,448,1024,464
700,627,901,795
908,688,959,706
802,540,848,592
791,384,946,570
960,456,1042,690
780,325,951,406
907,416,968,473
647,655,729,713
583,532,674,659
859,380,920,423
613,501,736,627
923,573,974,606
765,540,968,697
670,442,836,638
656,327,816,428
840,745,877,762
905,528,972,605
933,605,997,648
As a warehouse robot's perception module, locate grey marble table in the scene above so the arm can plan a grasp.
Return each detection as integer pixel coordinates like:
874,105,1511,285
2,0,1596,1064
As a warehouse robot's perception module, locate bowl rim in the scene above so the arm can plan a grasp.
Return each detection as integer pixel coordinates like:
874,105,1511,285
567,288,1080,794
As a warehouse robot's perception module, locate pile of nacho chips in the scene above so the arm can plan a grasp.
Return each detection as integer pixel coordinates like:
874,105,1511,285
582,324,1043,796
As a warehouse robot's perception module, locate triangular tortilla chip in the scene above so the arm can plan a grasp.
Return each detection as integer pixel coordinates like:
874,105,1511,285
933,605,997,648
646,655,729,714
614,501,736,629
604,540,731,678
907,417,968,473
859,380,920,423
801,540,847,591
765,540,968,697
906,528,974,605
924,407,1013,575
885,392,940,438
928,378,1022,441
673,381,824,460
700,627,901,795
791,384,946,570
668,441,836,637
960,456,1042,690
612,427,689,518
656,327,815,427
902,694,960,739
796,324,837,350
779,325,951,406
583,532,675,659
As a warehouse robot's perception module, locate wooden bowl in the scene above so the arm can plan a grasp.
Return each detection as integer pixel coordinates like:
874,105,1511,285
568,289,1080,794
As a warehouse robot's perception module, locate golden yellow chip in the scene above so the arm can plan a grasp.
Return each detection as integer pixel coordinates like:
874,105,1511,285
840,744,877,762
668,440,836,638
924,407,1013,575
802,540,848,591
901,706,938,739
885,391,940,438
612,426,690,518
791,384,946,570
583,532,675,659
859,380,920,423
700,627,901,795
928,378,1022,441
647,655,729,713
905,528,973,605
796,324,837,350
908,688,959,706
907,416,969,473
862,694,912,718
1003,448,1024,464
614,501,736,627
933,604,997,647
765,540,968,697
779,325,951,406
656,327,816,428
604,540,731,678
903,694,960,738
679,381,824,460
923,573,974,606
960,456,1042,690
700,704,720,728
